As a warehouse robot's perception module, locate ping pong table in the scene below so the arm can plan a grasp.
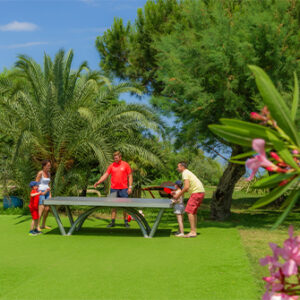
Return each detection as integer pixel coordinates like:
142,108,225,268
44,194,172,238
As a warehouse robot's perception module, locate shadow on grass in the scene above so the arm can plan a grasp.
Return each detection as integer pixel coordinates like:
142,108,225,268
196,210,300,230
45,227,172,238
14,215,31,224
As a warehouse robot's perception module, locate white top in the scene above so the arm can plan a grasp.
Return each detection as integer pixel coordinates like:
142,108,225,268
182,169,205,193
172,189,183,204
38,173,50,191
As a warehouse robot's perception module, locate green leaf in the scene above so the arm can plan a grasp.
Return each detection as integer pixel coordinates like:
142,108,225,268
249,65,300,147
271,189,300,229
250,178,295,209
266,130,300,170
253,173,296,188
208,125,253,147
210,122,276,147
291,72,299,122
229,159,246,165
220,119,281,142
231,151,256,160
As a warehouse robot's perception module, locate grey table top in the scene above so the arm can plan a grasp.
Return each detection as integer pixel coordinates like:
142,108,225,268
44,197,173,208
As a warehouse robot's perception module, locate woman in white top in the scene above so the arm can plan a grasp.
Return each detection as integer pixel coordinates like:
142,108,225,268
36,160,51,230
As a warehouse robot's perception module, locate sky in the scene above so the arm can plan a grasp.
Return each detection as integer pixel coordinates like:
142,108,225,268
0,0,146,71
0,0,149,104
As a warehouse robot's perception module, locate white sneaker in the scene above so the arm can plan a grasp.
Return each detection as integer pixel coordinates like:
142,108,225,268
175,233,185,237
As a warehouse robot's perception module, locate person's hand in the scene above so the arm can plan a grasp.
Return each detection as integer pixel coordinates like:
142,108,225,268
46,188,51,192
173,194,180,200
94,182,99,188
128,188,132,195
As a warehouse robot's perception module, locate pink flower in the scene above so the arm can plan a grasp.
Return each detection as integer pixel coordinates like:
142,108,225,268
260,256,281,273
263,292,299,300
246,139,274,180
282,259,298,276
246,139,288,180
270,152,283,163
251,112,266,121
261,226,300,300
252,139,266,155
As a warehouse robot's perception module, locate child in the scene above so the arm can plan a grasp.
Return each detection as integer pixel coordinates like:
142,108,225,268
28,181,43,236
171,180,185,237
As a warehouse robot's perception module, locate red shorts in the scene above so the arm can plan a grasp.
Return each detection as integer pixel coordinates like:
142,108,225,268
30,209,39,220
185,193,205,215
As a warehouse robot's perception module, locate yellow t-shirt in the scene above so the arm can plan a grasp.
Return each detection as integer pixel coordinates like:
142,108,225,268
182,169,205,194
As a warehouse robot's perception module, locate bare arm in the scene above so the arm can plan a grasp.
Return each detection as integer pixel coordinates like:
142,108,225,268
31,191,42,197
128,173,133,195
35,171,42,182
94,172,109,188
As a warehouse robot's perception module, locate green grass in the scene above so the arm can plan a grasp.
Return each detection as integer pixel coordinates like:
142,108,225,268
0,214,259,300
1,188,299,299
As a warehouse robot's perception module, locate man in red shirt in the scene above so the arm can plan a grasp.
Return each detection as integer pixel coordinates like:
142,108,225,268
94,151,133,228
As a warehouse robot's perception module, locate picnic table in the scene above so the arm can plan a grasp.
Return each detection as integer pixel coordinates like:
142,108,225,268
44,193,172,238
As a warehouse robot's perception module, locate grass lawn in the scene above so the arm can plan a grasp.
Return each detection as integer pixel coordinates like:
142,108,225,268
0,211,259,300
0,188,299,300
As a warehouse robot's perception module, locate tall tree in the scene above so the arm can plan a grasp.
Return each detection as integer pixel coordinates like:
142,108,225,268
96,0,185,94
0,49,164,200
96,0,300,220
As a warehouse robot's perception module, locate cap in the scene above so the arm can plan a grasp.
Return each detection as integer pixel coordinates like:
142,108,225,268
174,180,183,188
29,181,39,188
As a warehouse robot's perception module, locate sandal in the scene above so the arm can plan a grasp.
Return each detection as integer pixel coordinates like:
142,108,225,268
184,234,197,238
40,225,51,229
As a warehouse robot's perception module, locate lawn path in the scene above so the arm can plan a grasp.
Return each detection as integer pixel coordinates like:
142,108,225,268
0,215,259,300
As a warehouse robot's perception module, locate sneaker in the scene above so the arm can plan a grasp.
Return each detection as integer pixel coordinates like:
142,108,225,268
29,230,37,236
175,233,185,237
107,222,115,228
34,229,43,234
124,222,130,228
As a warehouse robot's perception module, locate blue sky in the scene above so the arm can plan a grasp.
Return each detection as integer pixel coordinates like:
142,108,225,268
0,0,147,72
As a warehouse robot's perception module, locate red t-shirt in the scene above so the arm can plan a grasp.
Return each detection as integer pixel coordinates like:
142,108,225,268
29,189,39,211
106,160,132,189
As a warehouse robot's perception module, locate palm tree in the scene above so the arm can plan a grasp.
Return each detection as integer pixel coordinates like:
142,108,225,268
0,49,164,199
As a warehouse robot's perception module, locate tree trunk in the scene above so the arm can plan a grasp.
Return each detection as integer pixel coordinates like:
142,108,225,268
210,146,245,221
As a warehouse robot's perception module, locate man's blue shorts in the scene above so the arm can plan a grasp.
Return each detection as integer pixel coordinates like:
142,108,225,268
110,188,128,198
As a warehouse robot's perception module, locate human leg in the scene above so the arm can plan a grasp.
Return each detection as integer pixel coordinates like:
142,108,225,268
187,213,197,236
119,189,130,227
29,210,39,235
176,214,184,234
184,193,204,237
38,204,44,230
41,205,51,229
30,219,35,231
107,189,118,227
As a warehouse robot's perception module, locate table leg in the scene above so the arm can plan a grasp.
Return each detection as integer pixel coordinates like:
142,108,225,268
67,207,99,236
50,205,66,235
148,208,165,238
123,208,149,237
125,207,151,234
66,206,74,225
